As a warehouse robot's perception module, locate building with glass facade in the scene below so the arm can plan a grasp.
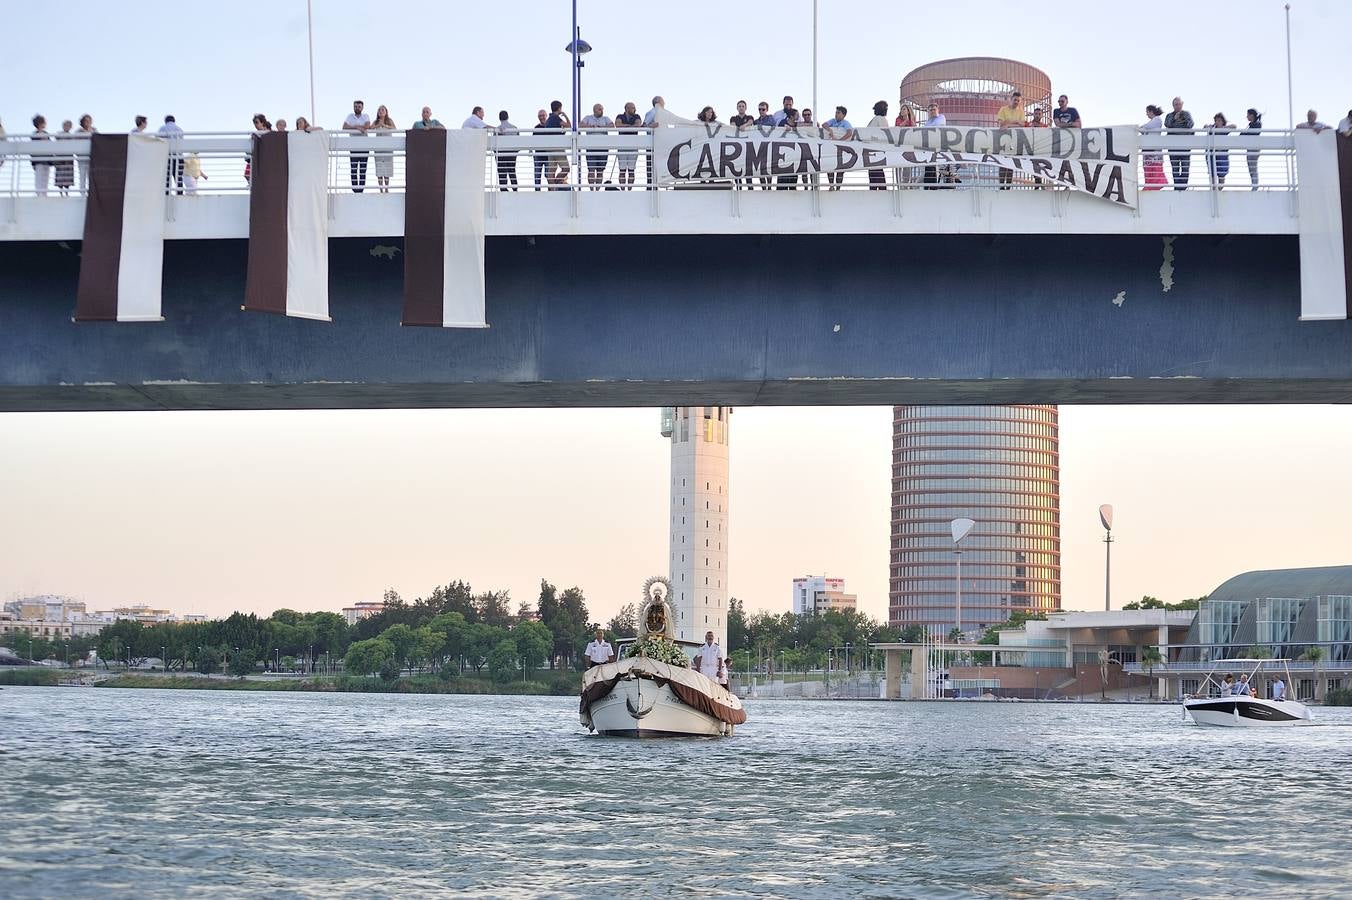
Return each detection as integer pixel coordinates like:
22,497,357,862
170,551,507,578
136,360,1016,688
889,405,1061,634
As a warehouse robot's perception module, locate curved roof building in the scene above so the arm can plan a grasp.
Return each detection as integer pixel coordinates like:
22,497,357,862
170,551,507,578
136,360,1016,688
1206,565,1352,602
900,57,1052,125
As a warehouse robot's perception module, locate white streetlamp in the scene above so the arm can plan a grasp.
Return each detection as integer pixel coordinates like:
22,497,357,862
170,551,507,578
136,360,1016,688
951,517,975,637
1099,504,1114,611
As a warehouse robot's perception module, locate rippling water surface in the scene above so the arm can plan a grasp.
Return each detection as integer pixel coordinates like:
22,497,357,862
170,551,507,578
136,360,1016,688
3,687,1351,898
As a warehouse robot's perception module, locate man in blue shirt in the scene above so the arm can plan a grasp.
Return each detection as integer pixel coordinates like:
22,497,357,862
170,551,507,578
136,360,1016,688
824,106,853,189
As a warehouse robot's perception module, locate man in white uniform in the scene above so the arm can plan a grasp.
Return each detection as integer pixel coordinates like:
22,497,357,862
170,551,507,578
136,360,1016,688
693,631,724,685
584,628,614,668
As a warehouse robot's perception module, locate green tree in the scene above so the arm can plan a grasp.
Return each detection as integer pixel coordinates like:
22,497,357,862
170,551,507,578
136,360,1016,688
228,648,256,678
899,625,925,643
410,627,445,673
344,638,395,678
196,647,221,675
1301,646,1325,701
726,597,747,651
606,603,638,640
512,620,553,672
464,623,511,674
379,623,417,675
487,639,520,683
1140,646,1164,698
428,611,469,672
475,591,514,629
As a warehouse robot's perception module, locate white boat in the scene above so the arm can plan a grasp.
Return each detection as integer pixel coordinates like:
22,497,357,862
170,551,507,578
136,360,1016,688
579,577,746,738
581,655,744,737
1182,658,1313,727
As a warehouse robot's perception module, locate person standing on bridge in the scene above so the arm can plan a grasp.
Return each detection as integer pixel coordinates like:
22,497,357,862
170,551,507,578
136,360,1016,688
867,101,889,191
996,92,1025,190
76,114,96,193
544,100,571,189
1052,94,1081,128
1164,97,1194,190
343,100,371,193
29,115,52,197
1205,113,1234,188
370,105,397,194
531,108,550,190
922,102,946,189
158,115,184,195
1296,109,1328,132
410,106,444,130
462,106,489,130
614,102,642,190
824,106,854,190
496,111,520,191
1242,109,1262,191
54,120,76,196
642,96,666,187
1141,104,1166,190
580,103,613,190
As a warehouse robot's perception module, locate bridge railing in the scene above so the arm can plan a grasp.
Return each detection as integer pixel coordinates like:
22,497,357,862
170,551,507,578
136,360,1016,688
0,129,1299,199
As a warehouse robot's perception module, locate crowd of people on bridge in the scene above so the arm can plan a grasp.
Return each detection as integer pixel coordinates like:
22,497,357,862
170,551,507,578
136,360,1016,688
3,94,1350,196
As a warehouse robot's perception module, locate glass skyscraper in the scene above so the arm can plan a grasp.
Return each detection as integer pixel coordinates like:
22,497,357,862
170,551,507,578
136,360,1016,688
889,405,1061,634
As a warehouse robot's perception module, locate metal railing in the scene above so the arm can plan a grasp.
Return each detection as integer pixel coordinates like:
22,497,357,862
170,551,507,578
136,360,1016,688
0,128,1300,200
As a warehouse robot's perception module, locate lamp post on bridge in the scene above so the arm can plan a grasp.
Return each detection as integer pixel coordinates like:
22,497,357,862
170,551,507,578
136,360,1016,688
564,2,591,191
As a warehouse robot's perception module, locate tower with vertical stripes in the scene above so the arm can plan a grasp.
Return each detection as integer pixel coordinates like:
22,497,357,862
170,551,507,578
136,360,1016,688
661,406,731,647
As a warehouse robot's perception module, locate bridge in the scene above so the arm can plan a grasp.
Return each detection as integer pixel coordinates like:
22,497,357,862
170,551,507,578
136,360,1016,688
2,128,1350,411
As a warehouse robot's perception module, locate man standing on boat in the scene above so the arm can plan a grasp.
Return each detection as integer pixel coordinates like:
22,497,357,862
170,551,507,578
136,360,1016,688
1272,675,1286,701
584,628,614,668
694,631,724,685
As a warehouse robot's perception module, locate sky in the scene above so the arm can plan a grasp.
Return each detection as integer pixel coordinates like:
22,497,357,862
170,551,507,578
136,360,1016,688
3,1,1351,623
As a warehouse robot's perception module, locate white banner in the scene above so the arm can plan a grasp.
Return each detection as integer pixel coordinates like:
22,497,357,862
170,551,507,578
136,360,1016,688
655,125,1139,208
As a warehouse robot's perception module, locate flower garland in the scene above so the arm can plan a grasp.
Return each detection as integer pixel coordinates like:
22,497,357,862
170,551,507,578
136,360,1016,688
626,635,689,668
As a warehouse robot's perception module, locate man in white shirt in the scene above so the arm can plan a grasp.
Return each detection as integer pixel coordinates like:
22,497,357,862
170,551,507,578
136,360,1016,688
1272,676,1286,701
462,106,489,129
584,628,614,668
1295,109,1327,133
342,99,371,193
693,631,724,684
642,95,665,128
158,114,184,194
922,102,946,189
580,103,613,189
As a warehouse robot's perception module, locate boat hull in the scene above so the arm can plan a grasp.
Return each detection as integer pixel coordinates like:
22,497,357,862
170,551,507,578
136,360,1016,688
585,679,734,737
1184,697,1313,727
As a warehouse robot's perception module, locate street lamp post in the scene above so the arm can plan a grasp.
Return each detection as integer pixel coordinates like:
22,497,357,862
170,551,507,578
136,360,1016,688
844,642,852,698
951,518,976,637
1099,504,1114,611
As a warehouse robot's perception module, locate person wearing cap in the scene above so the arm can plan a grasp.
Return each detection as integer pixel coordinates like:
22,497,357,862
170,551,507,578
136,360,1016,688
584,628,614,668
996,91,1025,190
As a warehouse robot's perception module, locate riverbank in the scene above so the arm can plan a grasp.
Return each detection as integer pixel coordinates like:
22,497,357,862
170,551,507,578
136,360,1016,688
92,672,581,695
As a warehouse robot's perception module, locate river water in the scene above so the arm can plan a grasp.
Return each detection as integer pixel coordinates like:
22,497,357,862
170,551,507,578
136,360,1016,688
2,687,1350,898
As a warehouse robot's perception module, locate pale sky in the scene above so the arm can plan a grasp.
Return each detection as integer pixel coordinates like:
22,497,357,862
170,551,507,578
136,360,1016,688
3,1,1351,623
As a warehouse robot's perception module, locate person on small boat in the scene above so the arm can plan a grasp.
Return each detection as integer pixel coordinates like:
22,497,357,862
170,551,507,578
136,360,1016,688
584,629,615,668
693,631,725,685
1220,674,1235,696
1235,674,1252,696
1272,676,1286,701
